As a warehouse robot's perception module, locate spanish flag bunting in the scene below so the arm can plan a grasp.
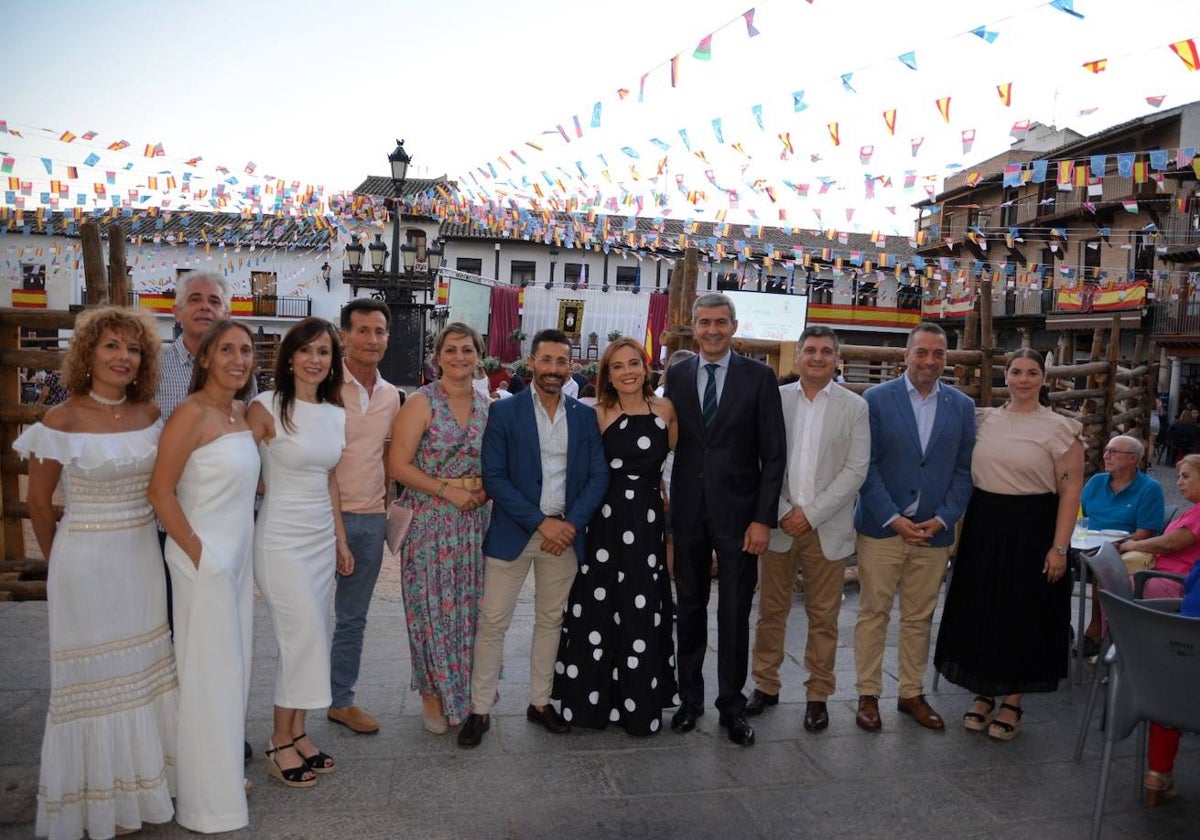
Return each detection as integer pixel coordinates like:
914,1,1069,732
1082,58,1108,73
1074,163,1089,187
670,54,680,87
827,122,840,146
616,88,629,100
882,109,897,135
778,132,793,158
1169,38,1199,71
66,165,78,179
997,82,1012,107
1057,160,1074,186
935,97,951,123
59,130,76,143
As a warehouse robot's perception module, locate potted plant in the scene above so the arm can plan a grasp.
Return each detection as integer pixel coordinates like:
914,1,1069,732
508,328,527,342
583,361,600,381
510,358,531,380
606,329,623,343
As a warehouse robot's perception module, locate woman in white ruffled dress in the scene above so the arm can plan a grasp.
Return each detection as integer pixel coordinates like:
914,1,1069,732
149,319,260,833
17,306,178,840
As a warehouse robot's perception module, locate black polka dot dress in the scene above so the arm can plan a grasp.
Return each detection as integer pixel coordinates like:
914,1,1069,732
552,411,678,735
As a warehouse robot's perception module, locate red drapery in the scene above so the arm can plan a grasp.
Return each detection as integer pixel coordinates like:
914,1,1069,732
487,284,522,362
646,291,670,366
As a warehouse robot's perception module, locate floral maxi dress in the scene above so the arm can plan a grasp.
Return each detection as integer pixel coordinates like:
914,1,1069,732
399,383,490,726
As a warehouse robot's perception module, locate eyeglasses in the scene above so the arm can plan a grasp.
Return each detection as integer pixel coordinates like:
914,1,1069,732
1102,448,1135,456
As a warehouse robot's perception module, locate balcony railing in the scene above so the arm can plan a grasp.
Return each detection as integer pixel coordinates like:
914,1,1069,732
123,291,312,319
1150,300,1200,335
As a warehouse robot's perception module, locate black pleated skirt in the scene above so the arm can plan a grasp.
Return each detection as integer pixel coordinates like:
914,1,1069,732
934,488,1071,695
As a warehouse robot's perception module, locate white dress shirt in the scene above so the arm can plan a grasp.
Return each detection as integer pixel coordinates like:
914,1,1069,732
532,387,569,516
788,379,834,510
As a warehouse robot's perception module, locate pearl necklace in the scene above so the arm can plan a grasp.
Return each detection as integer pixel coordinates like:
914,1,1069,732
89,390,127,418
205,393,236,424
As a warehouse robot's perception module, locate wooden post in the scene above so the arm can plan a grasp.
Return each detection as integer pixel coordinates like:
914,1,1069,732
666,248,698,354
1099,315,1121,469
958,307,978,391
108,224,129,305
80,221,109,306
979,278,993,408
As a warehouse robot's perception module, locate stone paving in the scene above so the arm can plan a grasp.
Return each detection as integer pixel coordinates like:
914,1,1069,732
1,461,1197,839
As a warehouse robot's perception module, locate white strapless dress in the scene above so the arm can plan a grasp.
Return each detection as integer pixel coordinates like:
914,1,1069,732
164,431,258,834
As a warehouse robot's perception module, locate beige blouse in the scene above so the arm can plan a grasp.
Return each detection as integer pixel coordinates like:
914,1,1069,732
970,405,1082,495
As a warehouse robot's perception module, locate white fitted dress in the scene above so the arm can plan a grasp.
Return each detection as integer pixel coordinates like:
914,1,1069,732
15,422,178,840
164,431,258,834
252,392,345,708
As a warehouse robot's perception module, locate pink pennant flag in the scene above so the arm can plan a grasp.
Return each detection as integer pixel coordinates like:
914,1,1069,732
911,137,924,157
1010,120,1032,139
744,8,760,37
962,129,976,154
1146,95,1166,108
859,145,873,164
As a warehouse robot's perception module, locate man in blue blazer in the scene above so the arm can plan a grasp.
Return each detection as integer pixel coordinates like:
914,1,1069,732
458,329,609,747
853,321,975,733
667,293,786,746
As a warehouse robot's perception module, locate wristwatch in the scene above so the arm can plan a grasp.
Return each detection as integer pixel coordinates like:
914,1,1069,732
1055,545,1069,556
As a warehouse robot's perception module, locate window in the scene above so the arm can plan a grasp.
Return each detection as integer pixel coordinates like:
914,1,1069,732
999,188,1020,228
455,257,482,275
511,260,536,286
615,266,638,288
1081,241,1102,274
715,272,740,291
251,271,277,296
563,263,583,286
21,263,46,290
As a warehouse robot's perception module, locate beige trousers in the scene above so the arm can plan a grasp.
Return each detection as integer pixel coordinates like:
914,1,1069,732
469,535,578,715
751,529,846,700
853,533,948,699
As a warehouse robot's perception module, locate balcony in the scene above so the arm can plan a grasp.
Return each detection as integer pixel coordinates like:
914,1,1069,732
124,291,312,319
1150,299,1200,337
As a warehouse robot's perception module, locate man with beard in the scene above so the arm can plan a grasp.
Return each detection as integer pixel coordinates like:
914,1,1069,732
457,329,609,747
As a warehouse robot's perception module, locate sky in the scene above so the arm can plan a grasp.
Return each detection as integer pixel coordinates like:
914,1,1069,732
5,0,1200,234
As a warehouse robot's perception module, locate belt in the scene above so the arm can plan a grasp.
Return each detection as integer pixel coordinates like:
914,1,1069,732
443,476,483,491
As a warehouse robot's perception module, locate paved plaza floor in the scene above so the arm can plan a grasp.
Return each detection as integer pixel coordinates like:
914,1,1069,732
1,462,1197,839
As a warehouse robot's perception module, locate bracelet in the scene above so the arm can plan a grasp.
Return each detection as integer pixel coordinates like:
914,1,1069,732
438,480,448,498
183,530,197,548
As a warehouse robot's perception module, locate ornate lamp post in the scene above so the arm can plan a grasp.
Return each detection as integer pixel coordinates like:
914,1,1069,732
342,139,446,384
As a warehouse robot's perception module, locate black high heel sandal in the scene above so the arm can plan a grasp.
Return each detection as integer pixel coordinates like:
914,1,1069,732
293,731,335,774
986,703,1023,741
265,740,317,788
962,696,995,732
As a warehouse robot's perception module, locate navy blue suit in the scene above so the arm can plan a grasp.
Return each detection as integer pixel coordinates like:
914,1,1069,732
481,388,609,563
667,352,786,717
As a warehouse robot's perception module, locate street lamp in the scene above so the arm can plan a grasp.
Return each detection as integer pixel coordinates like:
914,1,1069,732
550,247,560,289
339,139,448,386
321,261,331,291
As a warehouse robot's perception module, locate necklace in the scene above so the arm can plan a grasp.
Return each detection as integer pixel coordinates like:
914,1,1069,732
205,393,236,424
89,390,127,418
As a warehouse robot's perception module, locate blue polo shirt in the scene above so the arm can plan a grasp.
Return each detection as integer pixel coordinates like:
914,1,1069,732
1080,471,1166,535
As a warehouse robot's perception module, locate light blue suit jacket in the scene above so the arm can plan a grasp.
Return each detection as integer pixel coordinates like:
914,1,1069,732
481,388,609,562
853,375,976,547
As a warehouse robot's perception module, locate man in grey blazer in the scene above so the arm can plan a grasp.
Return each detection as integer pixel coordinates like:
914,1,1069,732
853,321,975,732
747,326,870,732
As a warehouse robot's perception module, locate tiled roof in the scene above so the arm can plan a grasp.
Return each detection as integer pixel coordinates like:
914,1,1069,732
6,209,334,248
437,214,913,261
352,176,453,200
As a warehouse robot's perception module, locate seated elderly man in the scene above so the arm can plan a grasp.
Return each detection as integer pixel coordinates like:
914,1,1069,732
1078,434,1166,656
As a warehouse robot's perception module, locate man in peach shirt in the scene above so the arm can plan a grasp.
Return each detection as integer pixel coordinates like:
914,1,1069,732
328,299,401,734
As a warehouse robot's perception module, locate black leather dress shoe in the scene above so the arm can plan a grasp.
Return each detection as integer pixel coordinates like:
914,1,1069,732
526,704,570,734
670,705,703,733
804,701,829,732
745,689,779,716
719,714,755,746
457,713,490,748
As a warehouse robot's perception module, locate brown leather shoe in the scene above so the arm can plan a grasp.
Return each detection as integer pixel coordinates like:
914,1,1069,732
856,695,882,731
327,705,380,734
896,694,945,731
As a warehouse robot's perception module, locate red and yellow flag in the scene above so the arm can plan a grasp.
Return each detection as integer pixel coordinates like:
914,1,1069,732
1082,58,1108,73
827,122,840,146
1169,38,1199,71
935,97,951,123
882,109,897,135
996,83,1012,107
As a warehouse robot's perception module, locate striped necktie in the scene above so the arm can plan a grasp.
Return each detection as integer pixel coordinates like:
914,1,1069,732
702,363,719,429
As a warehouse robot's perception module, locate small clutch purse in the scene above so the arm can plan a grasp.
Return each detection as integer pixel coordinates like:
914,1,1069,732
386,502,414,554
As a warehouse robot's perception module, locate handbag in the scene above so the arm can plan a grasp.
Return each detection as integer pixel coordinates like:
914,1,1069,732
386,501,414,554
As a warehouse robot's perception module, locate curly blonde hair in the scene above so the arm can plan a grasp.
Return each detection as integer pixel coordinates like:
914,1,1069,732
62,306,162,404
